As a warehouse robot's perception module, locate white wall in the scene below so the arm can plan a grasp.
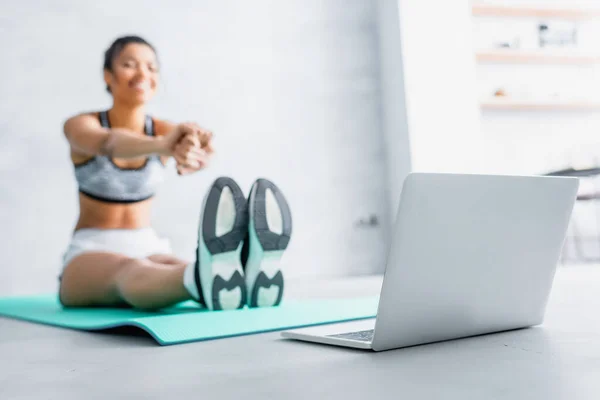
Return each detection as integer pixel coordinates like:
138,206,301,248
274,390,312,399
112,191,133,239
397,0,483,174
375,0,413,221
0,0,392,295
374,0,483,221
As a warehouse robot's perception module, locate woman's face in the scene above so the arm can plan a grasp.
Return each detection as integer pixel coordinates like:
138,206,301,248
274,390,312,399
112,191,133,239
104,43,159,105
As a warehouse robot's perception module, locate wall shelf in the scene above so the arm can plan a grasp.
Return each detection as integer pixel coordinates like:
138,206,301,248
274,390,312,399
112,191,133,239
472,3,600,20
481,98,600,111
476,49,600,64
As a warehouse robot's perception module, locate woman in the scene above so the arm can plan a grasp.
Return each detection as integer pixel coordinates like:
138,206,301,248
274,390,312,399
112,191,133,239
59,36,292,311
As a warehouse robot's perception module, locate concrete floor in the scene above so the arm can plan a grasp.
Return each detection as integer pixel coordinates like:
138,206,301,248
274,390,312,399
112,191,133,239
1,267,600,399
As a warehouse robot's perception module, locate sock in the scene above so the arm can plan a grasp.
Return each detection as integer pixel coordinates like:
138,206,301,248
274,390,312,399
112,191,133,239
183,261,201,301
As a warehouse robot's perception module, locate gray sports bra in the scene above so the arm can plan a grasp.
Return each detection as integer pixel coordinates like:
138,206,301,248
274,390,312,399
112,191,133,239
74,111,166,203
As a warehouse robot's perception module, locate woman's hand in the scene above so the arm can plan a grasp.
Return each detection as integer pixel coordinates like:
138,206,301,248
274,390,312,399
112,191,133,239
159,123,214,175
174,134,210,175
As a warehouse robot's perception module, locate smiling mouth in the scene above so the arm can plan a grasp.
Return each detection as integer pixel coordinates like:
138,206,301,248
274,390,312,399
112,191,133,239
130,81,151,91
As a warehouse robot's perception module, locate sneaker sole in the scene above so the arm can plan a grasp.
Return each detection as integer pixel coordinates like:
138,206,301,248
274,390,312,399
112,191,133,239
246,178,292,308
195,177,248,311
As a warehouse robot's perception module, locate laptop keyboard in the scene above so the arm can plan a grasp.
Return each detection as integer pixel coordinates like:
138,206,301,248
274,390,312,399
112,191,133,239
327,329,374,342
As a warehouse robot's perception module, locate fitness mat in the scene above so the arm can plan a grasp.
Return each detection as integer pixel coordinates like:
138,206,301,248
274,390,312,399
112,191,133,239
0,295,378,345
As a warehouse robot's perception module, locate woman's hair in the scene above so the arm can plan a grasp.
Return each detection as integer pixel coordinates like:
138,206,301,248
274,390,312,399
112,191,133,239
103,35,157,93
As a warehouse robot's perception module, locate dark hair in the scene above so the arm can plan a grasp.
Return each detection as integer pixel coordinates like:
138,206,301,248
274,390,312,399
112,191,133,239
103,35,157,93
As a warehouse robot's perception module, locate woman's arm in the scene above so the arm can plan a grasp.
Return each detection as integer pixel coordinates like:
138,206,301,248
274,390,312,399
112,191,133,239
63,113,172,158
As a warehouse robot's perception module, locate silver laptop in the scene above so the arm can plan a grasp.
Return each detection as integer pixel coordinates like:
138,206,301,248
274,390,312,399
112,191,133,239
281,173,579,351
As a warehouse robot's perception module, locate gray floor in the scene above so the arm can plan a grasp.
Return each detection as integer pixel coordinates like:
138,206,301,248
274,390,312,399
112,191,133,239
1,268,600,400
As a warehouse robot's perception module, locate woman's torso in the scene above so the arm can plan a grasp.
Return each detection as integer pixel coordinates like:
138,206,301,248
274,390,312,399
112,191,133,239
71,111,171,231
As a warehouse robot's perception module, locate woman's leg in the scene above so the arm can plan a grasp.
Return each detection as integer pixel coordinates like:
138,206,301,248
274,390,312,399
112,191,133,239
146,254,188,266
59,252,192,310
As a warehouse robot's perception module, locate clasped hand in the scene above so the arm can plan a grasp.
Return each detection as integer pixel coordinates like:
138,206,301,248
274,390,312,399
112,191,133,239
162,123,214,175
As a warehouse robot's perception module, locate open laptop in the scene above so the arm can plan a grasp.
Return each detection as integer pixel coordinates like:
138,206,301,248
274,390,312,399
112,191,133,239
281,173,579,351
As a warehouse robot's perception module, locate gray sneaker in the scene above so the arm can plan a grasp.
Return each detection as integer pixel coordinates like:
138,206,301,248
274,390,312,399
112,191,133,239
242,178,292,308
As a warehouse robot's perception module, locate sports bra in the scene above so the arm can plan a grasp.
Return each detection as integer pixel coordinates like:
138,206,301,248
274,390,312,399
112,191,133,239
73,111,166,203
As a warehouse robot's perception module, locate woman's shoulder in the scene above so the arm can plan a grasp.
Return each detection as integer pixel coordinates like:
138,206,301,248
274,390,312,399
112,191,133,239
65,112,175,136
64,111,102,126
151,117,176,137
63,111,103,136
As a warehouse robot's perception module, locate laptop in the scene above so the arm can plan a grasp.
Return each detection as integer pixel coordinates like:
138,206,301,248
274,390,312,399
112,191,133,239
281,173,579,351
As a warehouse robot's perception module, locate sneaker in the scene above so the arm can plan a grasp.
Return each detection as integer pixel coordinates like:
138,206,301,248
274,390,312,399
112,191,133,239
194,177,249,310
243,178,292,307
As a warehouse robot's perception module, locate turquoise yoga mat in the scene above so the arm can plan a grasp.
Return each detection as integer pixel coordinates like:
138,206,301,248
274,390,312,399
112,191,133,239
0,295,378,345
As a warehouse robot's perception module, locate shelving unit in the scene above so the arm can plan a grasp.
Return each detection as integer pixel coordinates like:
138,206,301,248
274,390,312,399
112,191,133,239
472,3,600,20
476,49,600,64
473,2,600,112
481,98,600,111
472,3,600,263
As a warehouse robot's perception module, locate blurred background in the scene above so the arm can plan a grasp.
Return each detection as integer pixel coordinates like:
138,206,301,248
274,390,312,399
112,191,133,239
1,0,599,295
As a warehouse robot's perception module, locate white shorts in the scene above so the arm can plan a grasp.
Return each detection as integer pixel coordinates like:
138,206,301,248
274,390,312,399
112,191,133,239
62,228,172,268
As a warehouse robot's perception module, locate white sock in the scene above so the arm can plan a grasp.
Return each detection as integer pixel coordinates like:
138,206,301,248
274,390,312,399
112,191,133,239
183,262,200,300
